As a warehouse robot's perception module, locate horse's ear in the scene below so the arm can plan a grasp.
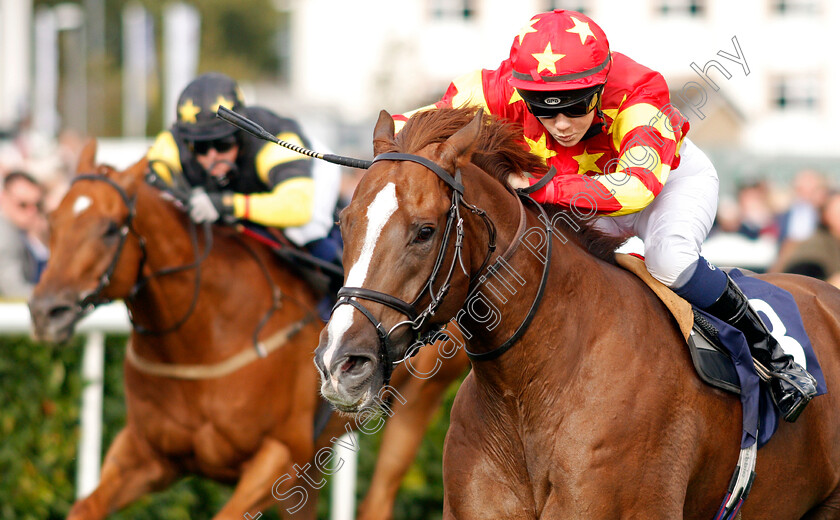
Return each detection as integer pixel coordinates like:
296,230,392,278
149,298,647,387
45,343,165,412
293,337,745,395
373,110,395,156
439,109,483,173
76,138,98,175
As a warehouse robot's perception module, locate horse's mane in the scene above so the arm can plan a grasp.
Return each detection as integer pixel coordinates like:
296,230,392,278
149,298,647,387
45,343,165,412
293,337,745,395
379,107,625,264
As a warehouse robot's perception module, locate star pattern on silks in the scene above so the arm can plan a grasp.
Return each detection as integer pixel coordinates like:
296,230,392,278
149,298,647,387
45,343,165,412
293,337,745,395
178,98,201,124
509,89,523,104
524,134,557,163
531,42,566,74
573,150,604,175
566,16,596,45
601,94,628,121
517,18,539,45
212,95,235,113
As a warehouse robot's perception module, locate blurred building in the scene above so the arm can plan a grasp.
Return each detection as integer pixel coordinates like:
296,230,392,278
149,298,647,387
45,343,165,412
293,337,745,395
262,0,839,182
3,0,838,181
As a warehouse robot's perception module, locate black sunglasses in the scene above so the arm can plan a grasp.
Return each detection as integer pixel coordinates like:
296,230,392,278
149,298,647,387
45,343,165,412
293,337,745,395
528,93,598,119
191,136,238,155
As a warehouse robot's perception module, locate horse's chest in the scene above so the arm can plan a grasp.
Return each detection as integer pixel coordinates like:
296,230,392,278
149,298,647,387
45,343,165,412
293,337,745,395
130,392,258,476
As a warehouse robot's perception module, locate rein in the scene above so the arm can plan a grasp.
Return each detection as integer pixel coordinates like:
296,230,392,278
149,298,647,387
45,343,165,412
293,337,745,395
73,173,319,379
334,153,556,381
70,174,211,336
463,188,554,362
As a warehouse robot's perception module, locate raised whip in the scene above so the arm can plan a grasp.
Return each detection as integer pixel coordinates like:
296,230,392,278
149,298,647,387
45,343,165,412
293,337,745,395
216,106,373,170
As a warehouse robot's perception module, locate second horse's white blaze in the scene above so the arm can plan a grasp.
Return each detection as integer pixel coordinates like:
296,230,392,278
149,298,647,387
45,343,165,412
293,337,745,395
323,182,398,387
72,195,92,216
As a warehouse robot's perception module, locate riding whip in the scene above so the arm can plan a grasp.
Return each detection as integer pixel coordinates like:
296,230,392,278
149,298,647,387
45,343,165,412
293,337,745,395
216,106,373,170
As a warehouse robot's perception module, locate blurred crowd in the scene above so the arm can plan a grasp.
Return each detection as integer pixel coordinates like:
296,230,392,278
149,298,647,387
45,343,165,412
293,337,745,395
709,169,840,287
1,128,839,299
0,129,85,300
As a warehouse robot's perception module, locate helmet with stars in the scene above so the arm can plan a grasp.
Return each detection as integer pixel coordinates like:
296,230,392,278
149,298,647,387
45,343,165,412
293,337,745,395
175,72,245,141
509,10,611,115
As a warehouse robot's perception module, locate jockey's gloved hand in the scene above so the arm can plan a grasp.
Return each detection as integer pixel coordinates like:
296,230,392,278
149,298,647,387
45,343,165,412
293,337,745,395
188,187,233,223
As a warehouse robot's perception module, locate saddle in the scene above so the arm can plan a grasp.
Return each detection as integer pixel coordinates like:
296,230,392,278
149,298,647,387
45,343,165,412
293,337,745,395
615,253,740,394
237,223,344,296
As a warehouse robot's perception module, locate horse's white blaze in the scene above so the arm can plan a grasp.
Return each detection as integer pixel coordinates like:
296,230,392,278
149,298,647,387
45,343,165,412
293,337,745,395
72,195,92,216
323,183,398,372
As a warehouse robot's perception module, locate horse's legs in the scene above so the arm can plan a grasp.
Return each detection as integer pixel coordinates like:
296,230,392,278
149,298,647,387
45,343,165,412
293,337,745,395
212,437,300,520
442,378,534,520
67,427,179,520
357,349,468,520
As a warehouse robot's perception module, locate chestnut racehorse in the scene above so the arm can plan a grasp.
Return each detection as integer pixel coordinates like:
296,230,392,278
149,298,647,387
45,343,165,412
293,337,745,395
314,107,840,519
29,140,468,520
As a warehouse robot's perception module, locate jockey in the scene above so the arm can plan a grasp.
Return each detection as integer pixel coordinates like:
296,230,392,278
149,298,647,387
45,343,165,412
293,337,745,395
146,72,342,318
399,10,816,422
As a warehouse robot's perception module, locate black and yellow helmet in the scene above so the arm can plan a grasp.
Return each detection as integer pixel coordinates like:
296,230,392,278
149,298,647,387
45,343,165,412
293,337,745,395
175,72,245,141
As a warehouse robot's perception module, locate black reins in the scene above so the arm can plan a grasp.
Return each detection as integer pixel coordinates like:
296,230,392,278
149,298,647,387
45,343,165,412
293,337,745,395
71,174,211,336
462,184,554,361
332,154,556,381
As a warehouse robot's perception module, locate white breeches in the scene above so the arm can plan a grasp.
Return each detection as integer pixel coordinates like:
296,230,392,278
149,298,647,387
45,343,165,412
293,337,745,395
594,138,720,287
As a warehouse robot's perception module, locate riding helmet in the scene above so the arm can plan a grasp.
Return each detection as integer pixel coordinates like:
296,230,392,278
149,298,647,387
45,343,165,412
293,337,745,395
175,72,245,141
509,10,611,113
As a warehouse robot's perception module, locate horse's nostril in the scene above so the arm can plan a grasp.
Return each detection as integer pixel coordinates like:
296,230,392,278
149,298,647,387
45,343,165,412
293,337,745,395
48,305,73,320
336,354,376,378
340,358,356,373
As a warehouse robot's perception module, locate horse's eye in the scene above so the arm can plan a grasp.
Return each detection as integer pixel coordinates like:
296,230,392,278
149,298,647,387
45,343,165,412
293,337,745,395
104,221,121,238
414,226,435,243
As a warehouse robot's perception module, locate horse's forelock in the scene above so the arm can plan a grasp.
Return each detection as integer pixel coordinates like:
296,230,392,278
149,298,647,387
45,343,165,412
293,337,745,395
393,107,545,182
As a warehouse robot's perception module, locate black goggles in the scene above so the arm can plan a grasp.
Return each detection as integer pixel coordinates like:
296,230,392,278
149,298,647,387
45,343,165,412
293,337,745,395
520,87,602,119
191,135,238,155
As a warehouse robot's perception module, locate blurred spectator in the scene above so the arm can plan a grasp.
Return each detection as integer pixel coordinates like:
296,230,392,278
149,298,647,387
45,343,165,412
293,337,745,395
780,191,840,288
735,179,780,241
710,194,741,235
770,169,830,272
0,171,49,299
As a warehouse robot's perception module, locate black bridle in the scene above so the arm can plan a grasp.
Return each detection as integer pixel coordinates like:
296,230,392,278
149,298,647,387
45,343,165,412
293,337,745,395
70,174,211,336
332,153,555,383
73,171,311,358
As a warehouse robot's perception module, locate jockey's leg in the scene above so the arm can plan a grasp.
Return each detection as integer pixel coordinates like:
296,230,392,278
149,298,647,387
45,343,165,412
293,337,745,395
696,266,818,421
637,138,816,422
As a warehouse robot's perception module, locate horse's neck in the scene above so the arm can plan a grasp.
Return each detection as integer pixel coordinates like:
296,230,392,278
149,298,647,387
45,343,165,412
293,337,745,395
127,189,249,360
462,171,614,387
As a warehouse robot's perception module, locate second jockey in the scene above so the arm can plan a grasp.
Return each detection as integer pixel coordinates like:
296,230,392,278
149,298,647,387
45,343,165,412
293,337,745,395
146,72,342,319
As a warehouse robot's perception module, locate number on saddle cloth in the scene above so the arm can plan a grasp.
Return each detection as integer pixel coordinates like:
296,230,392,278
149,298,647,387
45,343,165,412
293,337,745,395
691,269,827,449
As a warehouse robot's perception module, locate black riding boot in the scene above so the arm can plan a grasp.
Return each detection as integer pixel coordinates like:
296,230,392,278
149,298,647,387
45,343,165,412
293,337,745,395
704,273,817,422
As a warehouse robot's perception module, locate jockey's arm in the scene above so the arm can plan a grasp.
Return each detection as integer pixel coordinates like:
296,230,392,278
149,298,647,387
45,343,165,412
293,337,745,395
231,171,314,228
146,131,185,187
393,70,490,132
527,102,687,217
235,135,316,228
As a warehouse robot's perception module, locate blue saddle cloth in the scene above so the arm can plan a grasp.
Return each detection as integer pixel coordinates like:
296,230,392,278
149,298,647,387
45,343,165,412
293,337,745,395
694,269,827,449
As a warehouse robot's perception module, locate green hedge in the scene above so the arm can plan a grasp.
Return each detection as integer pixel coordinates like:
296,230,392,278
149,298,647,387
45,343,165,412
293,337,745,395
0,335,457,519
